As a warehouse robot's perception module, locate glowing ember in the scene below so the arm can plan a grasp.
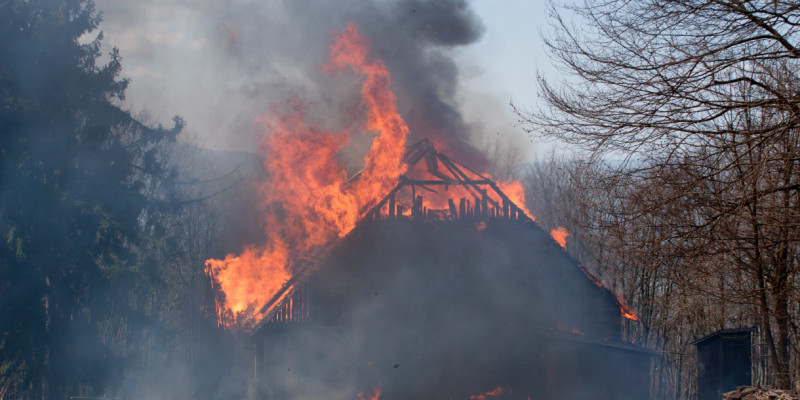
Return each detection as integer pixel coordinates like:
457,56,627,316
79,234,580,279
470,386,505,399
550,226,569,248
577,265,603,288
577,265,639,321
618,299,639,321
205,23,408,329
357,386,381,400
552,322,584,336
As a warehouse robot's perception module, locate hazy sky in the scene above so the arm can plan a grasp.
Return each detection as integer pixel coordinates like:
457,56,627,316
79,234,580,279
457,0,555,157
92,0,555,159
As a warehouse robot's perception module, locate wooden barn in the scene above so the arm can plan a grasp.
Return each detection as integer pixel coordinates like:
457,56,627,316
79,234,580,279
247,141,654,399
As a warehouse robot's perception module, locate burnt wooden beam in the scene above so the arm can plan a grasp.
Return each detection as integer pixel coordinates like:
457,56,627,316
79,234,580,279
399,178,493,186
253,246,329,331
481,189,489,219
389,191,396,219
365,181,405,217
412,195,423,218
436,154,483,201
438,153,503,210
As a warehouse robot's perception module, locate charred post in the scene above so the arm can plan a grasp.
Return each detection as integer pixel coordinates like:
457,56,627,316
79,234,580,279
389,191,396,220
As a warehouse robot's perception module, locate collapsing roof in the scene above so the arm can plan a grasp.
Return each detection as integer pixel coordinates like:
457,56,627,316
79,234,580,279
250,139,532,330
247,140,652,399
254,140,633,330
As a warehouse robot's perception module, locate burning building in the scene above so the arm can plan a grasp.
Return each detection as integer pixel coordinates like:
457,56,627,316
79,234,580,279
241,142,653,400
204,24,652,400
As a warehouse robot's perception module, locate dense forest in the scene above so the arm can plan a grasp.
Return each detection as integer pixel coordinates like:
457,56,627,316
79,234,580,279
1,0,799,399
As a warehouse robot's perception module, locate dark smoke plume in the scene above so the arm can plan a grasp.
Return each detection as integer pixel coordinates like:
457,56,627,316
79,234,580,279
96,0,488,169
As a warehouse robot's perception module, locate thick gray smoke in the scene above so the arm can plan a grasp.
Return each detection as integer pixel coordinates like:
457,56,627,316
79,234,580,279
75,3,649,399
248,219,650,400
95,0,489,169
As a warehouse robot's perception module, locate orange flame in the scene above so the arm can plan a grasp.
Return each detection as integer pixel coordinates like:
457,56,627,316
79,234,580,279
328,24,409,205
497,180,533,220
617,297,639,321
577,264,603,288
357,386,381,400
205,24,535,330
205,23,408,329
204,238,289,326
470,387,505,399
550,226,569,248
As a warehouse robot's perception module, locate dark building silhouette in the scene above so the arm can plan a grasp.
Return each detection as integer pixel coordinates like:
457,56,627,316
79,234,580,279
694,328,753,400
248,141,654,399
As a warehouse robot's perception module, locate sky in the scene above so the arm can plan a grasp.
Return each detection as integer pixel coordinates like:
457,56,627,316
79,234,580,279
456,0,555,152
91,0,556,161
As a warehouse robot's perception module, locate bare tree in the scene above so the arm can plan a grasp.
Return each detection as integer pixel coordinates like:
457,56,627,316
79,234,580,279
520,0,800,390
481,134,528,181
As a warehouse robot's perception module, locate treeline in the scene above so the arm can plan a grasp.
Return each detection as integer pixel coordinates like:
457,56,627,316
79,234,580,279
521,1,800,399
0,0,251,398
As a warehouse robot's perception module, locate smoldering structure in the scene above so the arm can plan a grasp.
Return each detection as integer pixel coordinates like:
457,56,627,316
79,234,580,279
97,0,490,163
247,142,653,400
192,4,650,397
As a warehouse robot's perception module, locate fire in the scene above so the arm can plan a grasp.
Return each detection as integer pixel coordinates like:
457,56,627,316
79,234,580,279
470,386,505,399
553,322,583,335
618,298,639,321
205,23,535,329
328,24,409,205
497,180,532,220
205,23,408,329
577,264,603,288
357,386,381,400
577,265,638,321
550,226,569,248
204,238,289,326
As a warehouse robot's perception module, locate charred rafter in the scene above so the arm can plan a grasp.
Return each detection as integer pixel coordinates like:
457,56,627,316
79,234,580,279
251,139,530,331
365,139,525,221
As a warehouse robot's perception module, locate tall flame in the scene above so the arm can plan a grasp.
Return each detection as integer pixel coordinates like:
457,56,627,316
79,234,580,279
328,24,409,205
205,23,408,329
205,24,536,330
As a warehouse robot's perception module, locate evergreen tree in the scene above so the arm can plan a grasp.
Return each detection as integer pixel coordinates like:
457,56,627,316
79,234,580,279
0,0,182,397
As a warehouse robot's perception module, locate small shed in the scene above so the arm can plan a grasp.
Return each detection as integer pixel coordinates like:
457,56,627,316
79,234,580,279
693,328,753,400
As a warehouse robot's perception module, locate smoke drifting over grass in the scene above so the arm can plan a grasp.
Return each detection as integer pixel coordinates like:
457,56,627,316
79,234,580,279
95,0,489,169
